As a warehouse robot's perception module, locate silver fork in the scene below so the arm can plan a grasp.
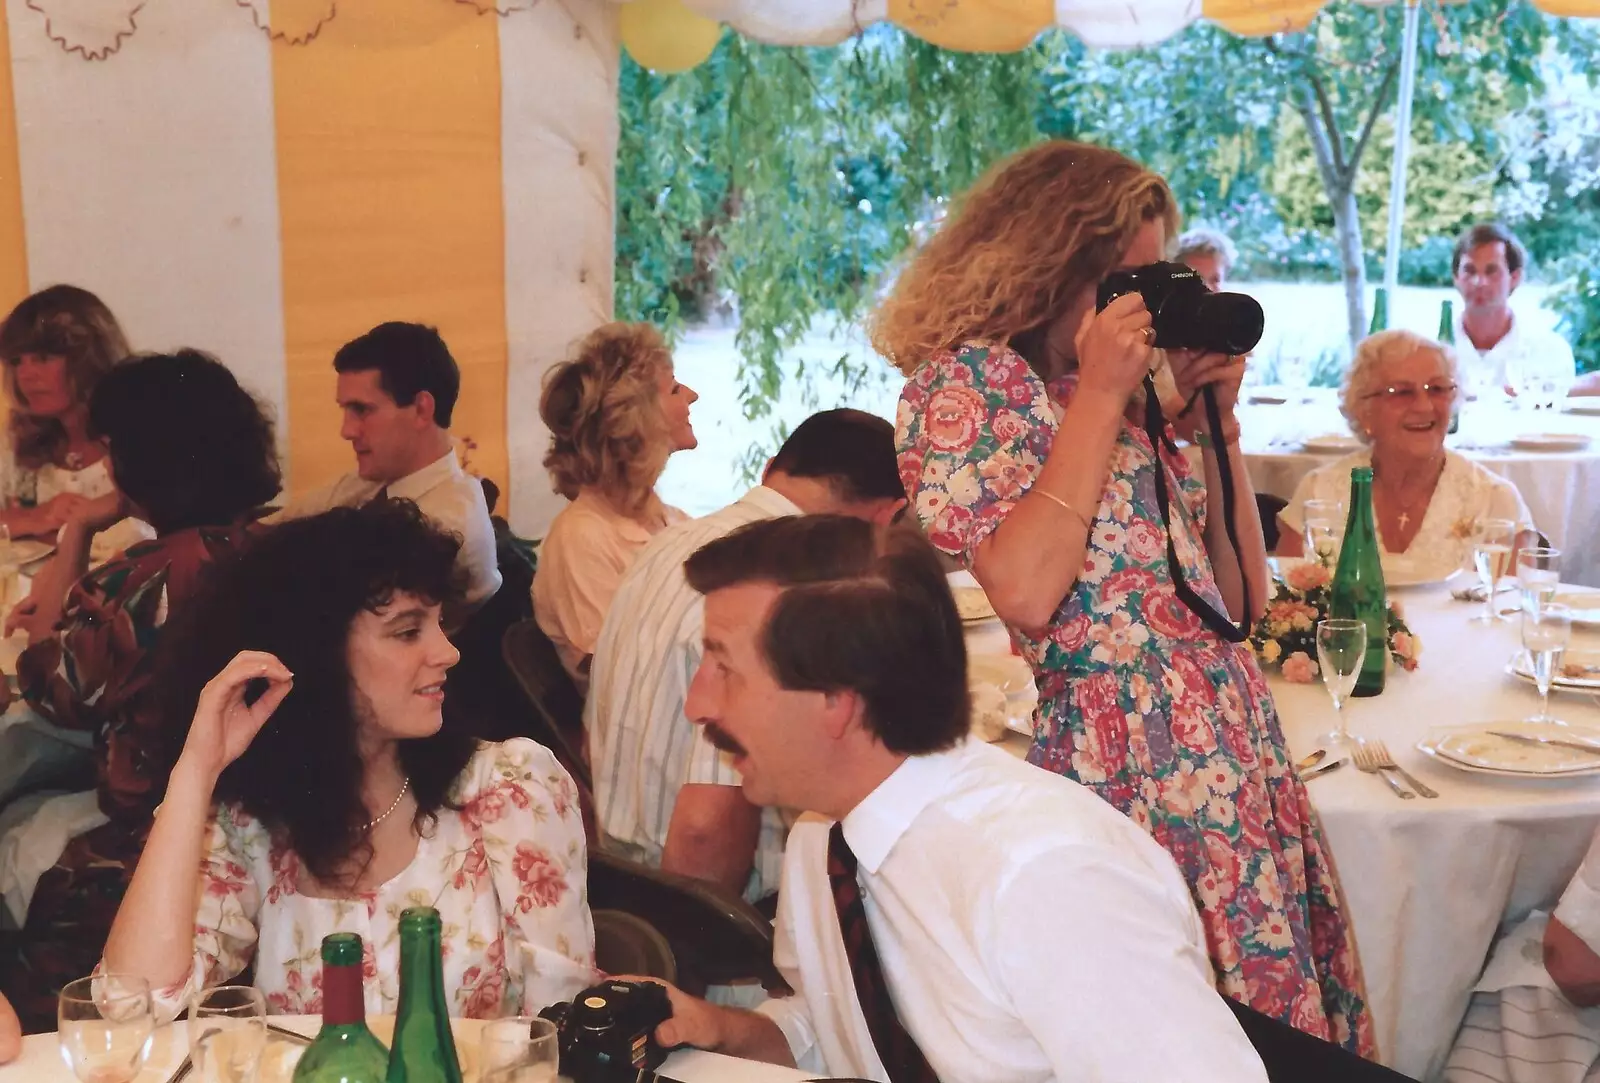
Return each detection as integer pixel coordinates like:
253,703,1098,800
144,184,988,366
1352,742,1415,799
1364,739,1439,798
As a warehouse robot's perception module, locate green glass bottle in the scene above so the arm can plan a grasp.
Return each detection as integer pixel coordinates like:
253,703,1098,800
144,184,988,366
291,934,390,1083
1329,467,1388,697
1369,287,1389,334
385,908,462,1083
1439,299,1460,434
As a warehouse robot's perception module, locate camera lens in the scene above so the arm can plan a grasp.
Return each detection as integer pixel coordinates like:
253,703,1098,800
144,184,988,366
1156,291,1264,355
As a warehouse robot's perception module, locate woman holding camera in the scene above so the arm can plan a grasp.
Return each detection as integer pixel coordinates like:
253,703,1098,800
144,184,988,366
880,140,1371,1052
101,500,595,1020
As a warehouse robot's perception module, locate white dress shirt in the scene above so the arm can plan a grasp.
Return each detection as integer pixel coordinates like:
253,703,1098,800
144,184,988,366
273,449,501,612
1454,308,1577,393
587,485,799,902
756,740,1267,1083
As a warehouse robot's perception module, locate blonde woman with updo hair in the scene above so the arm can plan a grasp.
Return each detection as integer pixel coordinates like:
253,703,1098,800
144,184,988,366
531,321,698,687
882,140,1372,1053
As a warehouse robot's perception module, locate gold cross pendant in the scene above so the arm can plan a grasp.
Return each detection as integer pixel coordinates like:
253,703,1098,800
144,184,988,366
1399,512,1410,531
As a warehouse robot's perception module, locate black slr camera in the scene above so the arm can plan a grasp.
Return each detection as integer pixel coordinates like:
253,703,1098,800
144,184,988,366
1096,260,1265,356
538,979,674,1082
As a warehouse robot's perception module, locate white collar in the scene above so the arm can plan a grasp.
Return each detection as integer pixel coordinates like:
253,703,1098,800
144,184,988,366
738,485,803,518
384,450,461,502
840,742,972,874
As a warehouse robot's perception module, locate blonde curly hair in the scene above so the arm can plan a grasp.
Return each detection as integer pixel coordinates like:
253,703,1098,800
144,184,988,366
540,322,672,515
871,141,1179,376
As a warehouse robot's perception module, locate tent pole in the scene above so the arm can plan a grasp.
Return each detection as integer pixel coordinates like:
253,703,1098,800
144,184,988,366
1382,0,1423,299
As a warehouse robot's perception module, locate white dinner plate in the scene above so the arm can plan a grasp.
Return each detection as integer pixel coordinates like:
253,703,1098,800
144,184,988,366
1565,399,1600,416
1381,556,1455,588
1418,721,1600,777
952,585,997,624
7,538,53,565
1552,591,1600,628
1510,432,1593,453
1509,648,1600,691
1300,433,1363,455
1248,391,1289,405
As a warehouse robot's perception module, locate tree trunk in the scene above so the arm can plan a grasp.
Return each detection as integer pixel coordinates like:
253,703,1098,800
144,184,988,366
1331,185,1367,351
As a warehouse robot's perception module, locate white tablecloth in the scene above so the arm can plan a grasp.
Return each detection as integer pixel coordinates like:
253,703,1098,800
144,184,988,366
1233,391,1600,587
12,1016,827,1083
972,579,1600,1080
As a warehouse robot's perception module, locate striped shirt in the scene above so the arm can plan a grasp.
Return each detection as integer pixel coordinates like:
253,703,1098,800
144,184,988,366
586,486,799,901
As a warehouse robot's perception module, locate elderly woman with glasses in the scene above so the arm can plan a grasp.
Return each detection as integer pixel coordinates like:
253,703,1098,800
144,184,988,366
1279,329,1533,580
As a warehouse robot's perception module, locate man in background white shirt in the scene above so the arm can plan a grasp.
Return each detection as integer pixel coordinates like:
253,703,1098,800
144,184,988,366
587,409,905,904
643,515,1267,1083
1452,223,1576,395
272,322,500,623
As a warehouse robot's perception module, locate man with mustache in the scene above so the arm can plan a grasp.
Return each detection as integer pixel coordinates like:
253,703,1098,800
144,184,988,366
586,409,905,905
642,515,1268,1083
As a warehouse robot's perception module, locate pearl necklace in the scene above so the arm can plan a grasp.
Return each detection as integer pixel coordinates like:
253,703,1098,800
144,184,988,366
364,777,411,830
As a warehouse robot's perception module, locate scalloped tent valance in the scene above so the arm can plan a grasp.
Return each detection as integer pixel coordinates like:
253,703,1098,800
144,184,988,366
27,0,1600,66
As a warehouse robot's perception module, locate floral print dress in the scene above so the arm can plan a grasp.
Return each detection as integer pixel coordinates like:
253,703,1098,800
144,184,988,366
897,342,1374,1054
143,739,596,1023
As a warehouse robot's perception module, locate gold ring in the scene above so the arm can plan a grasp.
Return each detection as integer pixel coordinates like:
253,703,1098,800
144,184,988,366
1142,326,1156,345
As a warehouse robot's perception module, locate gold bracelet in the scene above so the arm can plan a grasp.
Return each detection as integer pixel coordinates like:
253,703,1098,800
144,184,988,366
1031,489,1093,532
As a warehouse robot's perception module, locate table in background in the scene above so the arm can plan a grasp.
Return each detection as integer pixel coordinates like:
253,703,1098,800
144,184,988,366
10,1016,827,1083
1230,390,1600,586
970,579,1600,1080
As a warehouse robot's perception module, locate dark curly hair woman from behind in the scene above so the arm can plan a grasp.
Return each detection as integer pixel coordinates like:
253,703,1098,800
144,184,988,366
106,497,596,1021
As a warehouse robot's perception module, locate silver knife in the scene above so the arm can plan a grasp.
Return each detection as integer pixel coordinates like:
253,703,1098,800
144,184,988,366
1487,730,1600,756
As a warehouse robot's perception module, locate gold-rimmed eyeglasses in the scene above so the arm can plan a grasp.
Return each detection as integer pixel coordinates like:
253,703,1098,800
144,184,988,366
1363,381,1459,403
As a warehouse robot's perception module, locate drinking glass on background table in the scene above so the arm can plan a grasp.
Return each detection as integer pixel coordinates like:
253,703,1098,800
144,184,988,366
1276,353,1311,404
58,975,155,1083
1517,546,1562,617
480,1018,560,1083
1472,518,1518,624
1302,499,1344,563
1523,603,1572,723
191,985,267,1083
1315,619,1367,749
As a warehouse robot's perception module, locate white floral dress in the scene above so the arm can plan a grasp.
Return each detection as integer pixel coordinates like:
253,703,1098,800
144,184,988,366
1279,449,1533,581
147,739,596,1022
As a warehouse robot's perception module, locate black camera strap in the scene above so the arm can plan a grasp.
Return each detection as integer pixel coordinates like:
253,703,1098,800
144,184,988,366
1141,373,1251,644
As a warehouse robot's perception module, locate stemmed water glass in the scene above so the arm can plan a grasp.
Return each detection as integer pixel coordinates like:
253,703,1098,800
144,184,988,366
1523,603,1572,723
1471,518,1518,624
1517,546,1562,618
190,986,267,1083
1302,499,1343,565
58,975,155,1083
480,1018,561,1083
1315,619,1367,749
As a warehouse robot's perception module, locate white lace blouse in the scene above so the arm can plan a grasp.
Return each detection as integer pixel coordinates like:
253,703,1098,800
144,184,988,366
1280,449,1534,582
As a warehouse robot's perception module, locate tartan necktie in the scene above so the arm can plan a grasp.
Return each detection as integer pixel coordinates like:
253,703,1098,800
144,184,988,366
827,821,941,1083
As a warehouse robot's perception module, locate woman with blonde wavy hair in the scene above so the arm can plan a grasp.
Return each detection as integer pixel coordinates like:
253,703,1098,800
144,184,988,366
0,285,130,539
531,321,698,687
883,140,1372,1053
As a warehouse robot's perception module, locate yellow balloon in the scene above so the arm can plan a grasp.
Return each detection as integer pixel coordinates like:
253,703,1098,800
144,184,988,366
1202,0,1329,35
619,0,724,73
888,0,1054,53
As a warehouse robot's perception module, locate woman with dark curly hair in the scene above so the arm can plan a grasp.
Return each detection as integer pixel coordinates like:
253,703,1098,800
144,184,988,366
0,349,280,1031
101,499,595,1021
532,322,698,687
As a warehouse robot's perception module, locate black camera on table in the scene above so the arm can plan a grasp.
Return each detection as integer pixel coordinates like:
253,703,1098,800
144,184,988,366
1096,260,1265,356
538,979,673,1082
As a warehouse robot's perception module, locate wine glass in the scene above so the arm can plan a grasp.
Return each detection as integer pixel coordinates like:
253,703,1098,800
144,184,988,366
1472,518,1518,624
1302,499,1344,565
479,1018,561,1083
1523,603,1572,723
1315,619,1368,749
1277,353,1311,404
190,986,267,1083
1517,546,1562,618
58,975,155,1083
